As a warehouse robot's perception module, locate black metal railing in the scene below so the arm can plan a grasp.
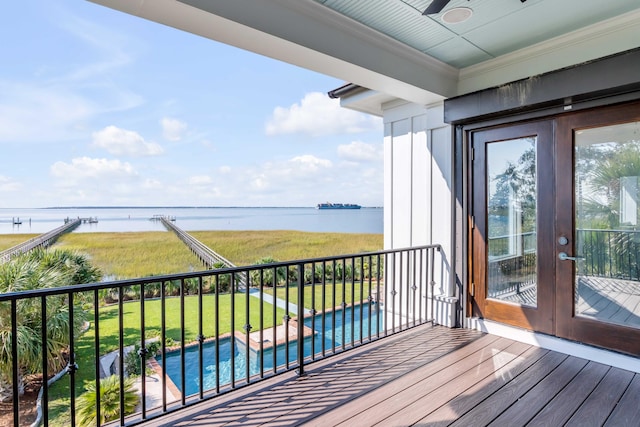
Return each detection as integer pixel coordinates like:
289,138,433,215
487,232,536,298
486,229,640,299
577,228,640,281
0,245,442,427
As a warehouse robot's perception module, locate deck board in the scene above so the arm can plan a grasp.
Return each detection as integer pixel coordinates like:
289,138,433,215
331,337,516,426
604,374,640,427
448,351,568,427
369,341,534,427
526,361,610,427
315,336,509,426
416,346,549,427
487,356,588,426
141,324,638,427
565,367,635,427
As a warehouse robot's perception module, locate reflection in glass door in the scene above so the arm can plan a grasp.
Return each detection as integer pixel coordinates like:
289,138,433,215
487,138,537,307
574,121,640,329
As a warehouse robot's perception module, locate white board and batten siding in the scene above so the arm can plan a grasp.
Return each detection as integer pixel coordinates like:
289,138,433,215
383,102,457,327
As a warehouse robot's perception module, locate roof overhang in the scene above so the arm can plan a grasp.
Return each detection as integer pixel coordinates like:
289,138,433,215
89,0,454,107
90,1,640,111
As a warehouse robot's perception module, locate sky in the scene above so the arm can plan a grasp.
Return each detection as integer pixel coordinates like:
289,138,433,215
0,1,384,208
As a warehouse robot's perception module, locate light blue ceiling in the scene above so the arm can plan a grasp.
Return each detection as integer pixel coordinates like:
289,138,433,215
313,0,639,68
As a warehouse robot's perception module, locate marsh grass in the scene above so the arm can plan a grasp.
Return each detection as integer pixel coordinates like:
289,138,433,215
0,234,39,251
48,230,381,280
53,232,205,279
191,230,382,266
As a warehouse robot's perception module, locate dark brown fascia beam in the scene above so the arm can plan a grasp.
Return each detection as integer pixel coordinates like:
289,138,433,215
445,47,640,124
327,83,365,99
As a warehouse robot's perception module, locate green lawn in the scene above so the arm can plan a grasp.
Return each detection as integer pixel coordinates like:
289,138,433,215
265,281,381,311
46,293,287,426
3,229,382,425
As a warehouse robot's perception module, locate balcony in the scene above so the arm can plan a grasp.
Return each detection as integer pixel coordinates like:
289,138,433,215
2,245,448,426
145,325,639,427
2,242,639,426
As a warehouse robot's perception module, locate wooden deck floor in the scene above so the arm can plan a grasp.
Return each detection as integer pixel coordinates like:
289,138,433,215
143,325,640,427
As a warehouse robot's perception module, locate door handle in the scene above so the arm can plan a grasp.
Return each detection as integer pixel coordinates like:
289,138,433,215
558,252,583,261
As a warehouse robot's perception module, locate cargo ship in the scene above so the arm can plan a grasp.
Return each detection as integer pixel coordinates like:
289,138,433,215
316,203,361,210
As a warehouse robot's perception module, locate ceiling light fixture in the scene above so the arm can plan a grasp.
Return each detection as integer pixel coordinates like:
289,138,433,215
441,7,473,24
423,0,452,15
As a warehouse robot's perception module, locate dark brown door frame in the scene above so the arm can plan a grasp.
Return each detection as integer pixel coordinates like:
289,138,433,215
463,100,640,356
470,121,555,334
555,101,640,356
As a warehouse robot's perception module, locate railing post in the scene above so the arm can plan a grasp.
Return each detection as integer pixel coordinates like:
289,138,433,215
297,263,306,377
11,301,18,427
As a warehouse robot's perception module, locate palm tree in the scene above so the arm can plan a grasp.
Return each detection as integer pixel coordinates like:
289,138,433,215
27,248,102,286
76,375,139,427
0,250,92,400
249,257,287,287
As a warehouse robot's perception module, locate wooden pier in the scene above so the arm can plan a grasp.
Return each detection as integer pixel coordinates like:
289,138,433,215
0,218,81,263
158,216,247,288
12,217,28,225
66,216,98,224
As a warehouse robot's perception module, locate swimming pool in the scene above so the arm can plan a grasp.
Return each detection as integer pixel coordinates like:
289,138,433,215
157,303,383,396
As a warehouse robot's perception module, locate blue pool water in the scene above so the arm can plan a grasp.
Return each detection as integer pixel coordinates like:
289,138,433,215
157,303,383,396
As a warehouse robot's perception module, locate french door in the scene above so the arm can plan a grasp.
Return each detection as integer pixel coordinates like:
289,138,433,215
471,121,555,334
471,101,640,355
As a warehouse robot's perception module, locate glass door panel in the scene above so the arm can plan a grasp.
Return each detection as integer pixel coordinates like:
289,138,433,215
487,137,537,307
574,121,640,329
471,120,554,334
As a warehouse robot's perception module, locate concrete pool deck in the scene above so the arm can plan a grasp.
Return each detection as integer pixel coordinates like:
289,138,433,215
248,288,311,316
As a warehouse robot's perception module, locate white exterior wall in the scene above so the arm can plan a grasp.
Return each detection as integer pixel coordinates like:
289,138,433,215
383,101,457,326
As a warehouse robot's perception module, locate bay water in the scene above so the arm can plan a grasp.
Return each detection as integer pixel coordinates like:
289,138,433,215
0,207,383,235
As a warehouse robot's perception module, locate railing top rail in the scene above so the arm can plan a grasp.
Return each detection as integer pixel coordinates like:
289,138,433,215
0,244,441,301
488,231,537,240
488,228,640,240
577,228,640,233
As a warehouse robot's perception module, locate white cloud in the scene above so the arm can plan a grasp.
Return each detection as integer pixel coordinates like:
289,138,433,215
0,81,96,143
92,126,164,157
37,150,382,207
338,141,383,162
0,175,21,192
48,157,142,203
239,154,334,193
51,157,137,183
189,175,213,185
161,117,188,141
142,178,163,190
290,155,333,170
265,92,382,137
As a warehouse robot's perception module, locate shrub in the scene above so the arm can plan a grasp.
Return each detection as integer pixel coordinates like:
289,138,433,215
76,375,139,427
124,342,160,377
250,257,288,287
